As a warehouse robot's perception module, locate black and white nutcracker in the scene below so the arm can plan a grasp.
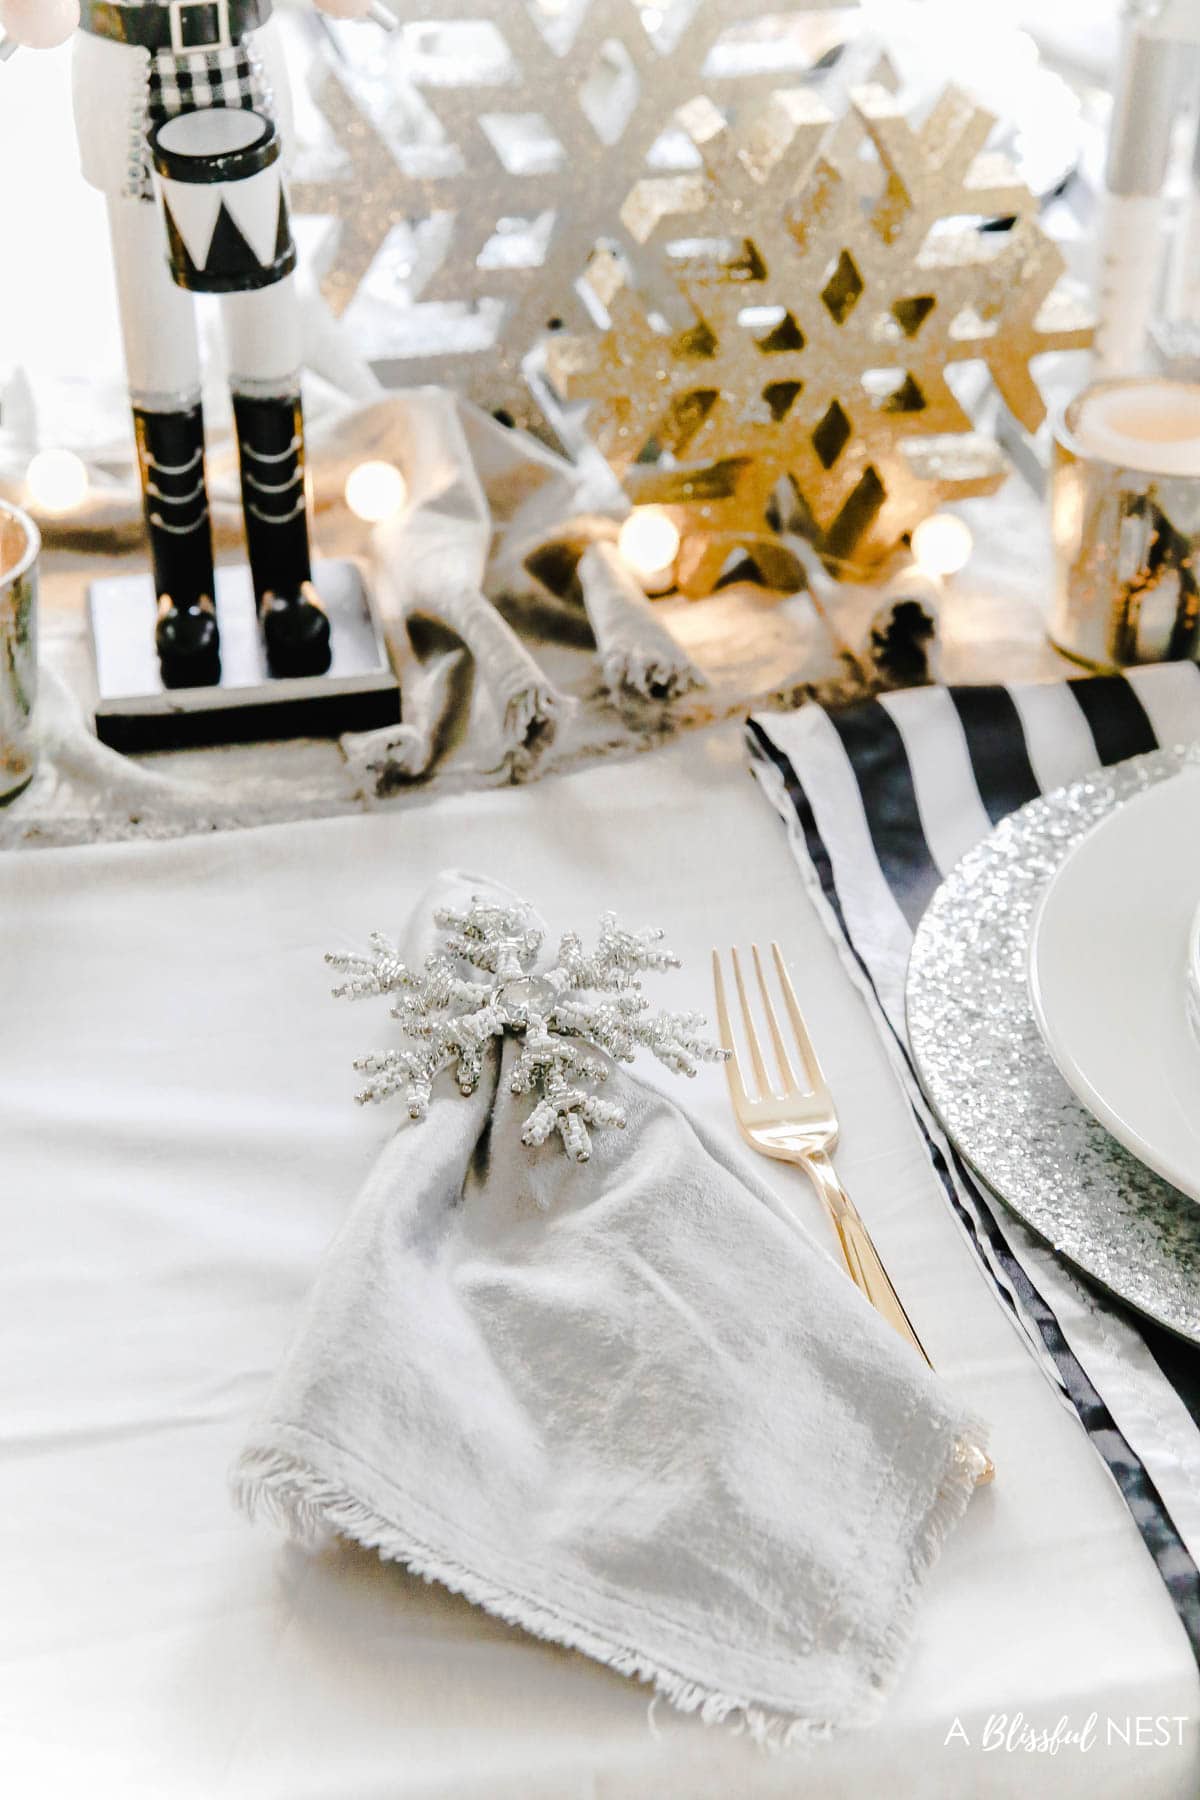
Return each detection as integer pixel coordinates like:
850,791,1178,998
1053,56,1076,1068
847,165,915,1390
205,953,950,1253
0,0,392,689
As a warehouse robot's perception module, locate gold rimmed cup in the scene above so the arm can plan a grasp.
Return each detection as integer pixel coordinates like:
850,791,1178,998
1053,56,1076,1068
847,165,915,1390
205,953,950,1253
0,499,39,805
1049,377,1200,670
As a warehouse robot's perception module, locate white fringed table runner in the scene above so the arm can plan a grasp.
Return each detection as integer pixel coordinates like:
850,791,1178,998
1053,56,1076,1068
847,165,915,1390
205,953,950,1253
3,727,1195,1795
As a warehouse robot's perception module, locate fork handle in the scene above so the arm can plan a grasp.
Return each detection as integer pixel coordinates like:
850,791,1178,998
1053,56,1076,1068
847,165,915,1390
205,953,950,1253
799,1151,994,1484
800,1149,933,1369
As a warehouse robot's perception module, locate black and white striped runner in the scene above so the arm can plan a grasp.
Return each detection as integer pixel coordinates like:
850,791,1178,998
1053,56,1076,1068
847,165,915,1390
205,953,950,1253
749,664,1200,1660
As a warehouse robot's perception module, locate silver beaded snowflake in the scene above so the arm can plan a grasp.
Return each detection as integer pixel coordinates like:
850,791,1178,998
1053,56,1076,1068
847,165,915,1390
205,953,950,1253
326,895,726,1162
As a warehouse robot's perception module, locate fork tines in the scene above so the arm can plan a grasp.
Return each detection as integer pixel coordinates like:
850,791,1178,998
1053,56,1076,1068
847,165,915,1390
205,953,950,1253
713,941,825,1107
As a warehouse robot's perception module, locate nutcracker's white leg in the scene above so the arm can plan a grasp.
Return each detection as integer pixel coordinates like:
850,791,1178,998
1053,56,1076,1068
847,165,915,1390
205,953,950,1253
222,276,303,396
108,194,202,403
107,196,220,685
222,276,330,677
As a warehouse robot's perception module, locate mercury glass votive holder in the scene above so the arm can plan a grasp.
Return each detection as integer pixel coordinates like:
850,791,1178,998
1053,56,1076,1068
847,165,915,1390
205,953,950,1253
1049,380,1200,669
0,499,39,805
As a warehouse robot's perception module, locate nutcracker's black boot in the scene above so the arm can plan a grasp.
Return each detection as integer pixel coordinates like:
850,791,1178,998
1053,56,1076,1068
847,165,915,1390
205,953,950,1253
134,405,220,688
232,389,331,679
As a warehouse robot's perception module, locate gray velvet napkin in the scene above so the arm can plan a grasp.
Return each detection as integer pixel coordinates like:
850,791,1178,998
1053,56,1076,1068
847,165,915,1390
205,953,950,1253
235,873,986,1742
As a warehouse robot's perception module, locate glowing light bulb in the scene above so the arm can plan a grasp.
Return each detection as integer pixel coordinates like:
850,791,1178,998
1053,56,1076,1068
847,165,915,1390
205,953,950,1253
617,507,681,593
344,459,408,523
25,448,88,516
911,511,973,579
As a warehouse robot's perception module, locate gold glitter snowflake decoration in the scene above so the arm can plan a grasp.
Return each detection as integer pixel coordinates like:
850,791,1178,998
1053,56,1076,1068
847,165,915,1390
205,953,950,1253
547,79,1094,589
327,895,725,1163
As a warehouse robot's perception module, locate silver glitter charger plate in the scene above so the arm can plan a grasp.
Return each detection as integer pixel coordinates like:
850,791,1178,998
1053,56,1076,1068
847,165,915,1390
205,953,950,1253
907,746,1200,1344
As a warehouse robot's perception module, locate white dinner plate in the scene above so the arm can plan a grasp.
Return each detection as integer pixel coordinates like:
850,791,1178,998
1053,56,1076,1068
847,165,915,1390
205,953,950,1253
1029,769,1200,1202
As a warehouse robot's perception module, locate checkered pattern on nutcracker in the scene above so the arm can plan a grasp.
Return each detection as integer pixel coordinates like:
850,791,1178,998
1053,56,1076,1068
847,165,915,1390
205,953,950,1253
148,43,267,124
126,42,273,198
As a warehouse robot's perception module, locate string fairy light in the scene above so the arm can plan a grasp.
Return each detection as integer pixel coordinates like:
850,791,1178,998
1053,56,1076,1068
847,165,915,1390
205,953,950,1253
911,512,974,580
25,448,88,516
344,460,408,524
617,508,681,595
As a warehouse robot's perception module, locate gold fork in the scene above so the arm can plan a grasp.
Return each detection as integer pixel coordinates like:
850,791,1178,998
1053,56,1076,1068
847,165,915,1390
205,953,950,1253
713,943,994,1485
713,942,994,1486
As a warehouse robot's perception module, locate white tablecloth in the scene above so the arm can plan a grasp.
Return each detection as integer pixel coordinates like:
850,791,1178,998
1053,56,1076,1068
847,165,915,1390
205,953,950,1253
2,724,1196,1798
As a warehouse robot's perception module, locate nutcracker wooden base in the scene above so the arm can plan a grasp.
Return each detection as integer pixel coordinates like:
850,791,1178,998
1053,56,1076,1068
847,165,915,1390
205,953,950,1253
87,558,399,751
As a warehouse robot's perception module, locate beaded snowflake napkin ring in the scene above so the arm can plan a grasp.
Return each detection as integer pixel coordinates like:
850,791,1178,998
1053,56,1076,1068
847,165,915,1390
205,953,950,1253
326,895,726,1162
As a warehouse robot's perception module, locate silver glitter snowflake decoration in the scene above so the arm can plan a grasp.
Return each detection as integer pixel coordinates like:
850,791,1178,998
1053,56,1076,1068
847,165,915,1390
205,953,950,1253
326,895,725,1162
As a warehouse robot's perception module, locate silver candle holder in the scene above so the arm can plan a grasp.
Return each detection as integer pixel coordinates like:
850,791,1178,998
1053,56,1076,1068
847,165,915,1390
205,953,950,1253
1049,379,1200,670
0,499,39,805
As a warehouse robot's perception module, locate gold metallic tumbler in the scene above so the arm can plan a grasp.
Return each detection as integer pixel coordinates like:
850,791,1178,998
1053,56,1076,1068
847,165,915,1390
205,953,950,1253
1050,379,1200,670
0,500,39,805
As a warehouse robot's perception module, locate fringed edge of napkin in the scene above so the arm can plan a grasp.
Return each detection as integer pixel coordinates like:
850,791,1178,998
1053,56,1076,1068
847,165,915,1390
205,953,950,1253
424,581,568,779
233,1425,988,1748
345,581,569,792
576,542,706,704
